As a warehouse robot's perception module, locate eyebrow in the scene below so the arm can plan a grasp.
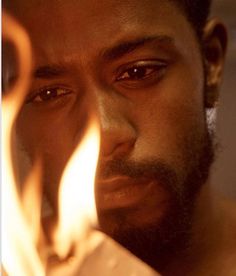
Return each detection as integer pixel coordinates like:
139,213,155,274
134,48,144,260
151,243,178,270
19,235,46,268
33,64,68,79
102,35,174,61
33,35,174,79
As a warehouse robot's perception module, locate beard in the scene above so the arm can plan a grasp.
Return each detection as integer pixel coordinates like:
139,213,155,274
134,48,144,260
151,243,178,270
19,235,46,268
96,126,215,271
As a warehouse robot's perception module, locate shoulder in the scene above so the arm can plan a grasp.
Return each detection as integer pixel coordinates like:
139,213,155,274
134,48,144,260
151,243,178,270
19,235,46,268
219,196,236,234
216,196,236,275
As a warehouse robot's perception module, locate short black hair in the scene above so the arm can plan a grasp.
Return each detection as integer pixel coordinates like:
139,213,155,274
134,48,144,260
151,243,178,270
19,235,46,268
171,0,212,38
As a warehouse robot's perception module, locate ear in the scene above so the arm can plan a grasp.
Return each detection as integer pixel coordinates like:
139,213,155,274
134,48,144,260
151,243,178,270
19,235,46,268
202,18,227,108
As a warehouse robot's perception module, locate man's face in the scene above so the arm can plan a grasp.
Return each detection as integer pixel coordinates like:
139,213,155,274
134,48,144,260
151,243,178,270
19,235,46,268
5,0,215,267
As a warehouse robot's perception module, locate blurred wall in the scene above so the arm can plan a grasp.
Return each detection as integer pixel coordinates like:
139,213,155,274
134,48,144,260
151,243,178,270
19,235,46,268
211,0,236,199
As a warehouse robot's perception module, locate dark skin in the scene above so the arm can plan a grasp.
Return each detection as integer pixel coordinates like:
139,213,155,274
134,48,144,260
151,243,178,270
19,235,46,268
4,0,236,275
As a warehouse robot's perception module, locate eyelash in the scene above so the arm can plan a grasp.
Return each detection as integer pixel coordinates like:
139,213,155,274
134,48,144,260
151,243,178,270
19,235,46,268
27,86,72,103
116,60,167,83
27,60,167,103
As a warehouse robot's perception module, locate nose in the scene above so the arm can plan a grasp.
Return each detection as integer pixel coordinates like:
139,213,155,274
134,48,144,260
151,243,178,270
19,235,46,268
97,94,136,160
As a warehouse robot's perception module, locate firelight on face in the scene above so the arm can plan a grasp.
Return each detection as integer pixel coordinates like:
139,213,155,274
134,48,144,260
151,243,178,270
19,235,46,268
3,0,225,271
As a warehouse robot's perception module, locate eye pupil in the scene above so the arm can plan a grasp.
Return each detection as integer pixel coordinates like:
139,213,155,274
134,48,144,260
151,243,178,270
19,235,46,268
40,89,57,101
127,67,146,79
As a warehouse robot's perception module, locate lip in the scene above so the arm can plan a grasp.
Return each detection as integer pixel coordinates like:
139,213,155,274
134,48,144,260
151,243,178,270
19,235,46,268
96,176,158,210
97,175,144,191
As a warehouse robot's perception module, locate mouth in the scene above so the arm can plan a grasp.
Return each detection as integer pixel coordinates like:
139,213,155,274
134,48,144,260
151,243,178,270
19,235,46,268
96,176,167,210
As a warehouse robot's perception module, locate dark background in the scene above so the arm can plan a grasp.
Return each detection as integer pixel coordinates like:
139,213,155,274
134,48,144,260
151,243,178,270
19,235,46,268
211,0,236,199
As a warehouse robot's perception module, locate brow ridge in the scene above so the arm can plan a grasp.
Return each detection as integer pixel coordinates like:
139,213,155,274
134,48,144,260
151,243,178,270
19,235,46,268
33,64,68,79
102,35,174,61
33,35,174,79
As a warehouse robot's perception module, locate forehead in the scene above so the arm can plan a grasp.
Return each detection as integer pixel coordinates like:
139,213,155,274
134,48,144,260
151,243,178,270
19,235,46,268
6,0,198,69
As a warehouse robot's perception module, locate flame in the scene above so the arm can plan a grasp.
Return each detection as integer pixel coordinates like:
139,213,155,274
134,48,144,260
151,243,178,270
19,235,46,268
2,11,101,276
53,117,100,259
2,12,45,275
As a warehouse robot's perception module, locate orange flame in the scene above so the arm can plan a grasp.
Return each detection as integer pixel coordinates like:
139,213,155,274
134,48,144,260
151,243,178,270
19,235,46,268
2,12,45,276
2,11,101,276
53,117,100,259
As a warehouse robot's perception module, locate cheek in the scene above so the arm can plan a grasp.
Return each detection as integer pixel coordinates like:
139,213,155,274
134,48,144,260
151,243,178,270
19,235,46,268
15,105,85,204
132,62,206,170
15,96,89,159
16,112,72,157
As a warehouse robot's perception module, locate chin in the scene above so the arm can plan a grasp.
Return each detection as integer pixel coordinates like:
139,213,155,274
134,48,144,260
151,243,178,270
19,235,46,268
98,207,161,235
97,193,195,271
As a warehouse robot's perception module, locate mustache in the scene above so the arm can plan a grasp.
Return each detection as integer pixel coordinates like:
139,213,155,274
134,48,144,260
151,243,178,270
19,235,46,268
96,158,179,194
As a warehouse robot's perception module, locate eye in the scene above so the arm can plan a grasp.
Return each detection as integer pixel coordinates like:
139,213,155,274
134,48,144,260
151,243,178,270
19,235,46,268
116,61,167,82
27,87,71,103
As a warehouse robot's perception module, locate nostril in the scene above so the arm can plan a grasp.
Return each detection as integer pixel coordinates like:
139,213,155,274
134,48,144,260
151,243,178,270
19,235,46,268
112,140,135,157
100,137,136,160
